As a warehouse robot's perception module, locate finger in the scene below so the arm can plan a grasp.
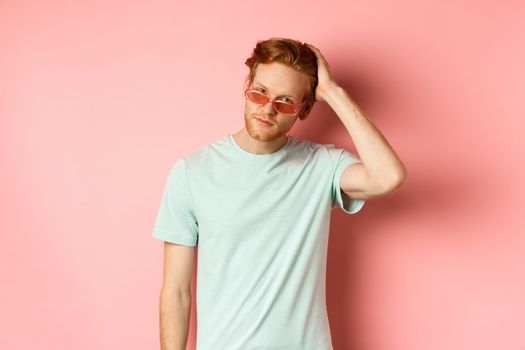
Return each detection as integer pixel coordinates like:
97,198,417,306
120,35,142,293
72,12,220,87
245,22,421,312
308,45,325,60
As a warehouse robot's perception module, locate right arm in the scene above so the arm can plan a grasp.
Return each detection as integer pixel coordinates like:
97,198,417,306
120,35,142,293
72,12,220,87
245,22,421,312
158,241,196,350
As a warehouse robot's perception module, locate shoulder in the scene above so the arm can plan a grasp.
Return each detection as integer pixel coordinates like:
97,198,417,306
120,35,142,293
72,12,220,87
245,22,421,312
176,135,229,171
288,136,327,153
289,136,340,160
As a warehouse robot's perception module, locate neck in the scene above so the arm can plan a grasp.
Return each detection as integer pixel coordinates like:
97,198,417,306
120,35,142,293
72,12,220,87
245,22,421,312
232,128,288,155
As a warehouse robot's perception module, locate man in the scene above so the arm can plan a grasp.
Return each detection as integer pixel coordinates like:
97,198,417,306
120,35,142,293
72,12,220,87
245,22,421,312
152,37,406,350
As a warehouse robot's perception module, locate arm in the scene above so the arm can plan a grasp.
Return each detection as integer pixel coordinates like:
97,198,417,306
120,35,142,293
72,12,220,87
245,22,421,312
158,241,195,350
325,86,407,199
339,162,388,200
305,43,407,199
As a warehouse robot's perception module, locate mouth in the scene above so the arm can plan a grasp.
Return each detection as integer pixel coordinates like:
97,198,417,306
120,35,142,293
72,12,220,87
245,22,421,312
255,117,274,126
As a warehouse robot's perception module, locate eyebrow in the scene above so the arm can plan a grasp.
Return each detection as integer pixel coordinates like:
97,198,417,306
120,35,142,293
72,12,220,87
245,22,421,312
253,82,296,101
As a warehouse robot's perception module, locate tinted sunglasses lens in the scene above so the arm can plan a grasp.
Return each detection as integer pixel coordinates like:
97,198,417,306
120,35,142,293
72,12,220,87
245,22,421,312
275,102,297,115
246,90,297,115
246,91,268,104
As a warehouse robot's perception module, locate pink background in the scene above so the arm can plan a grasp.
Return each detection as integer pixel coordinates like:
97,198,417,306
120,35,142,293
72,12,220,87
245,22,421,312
1,0,524,349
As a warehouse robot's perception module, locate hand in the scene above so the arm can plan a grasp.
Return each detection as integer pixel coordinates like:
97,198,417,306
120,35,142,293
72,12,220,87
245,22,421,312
304,43,340,102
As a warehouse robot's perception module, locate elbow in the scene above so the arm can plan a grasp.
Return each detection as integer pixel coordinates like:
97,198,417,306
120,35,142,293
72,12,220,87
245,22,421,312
160,286,192,299
380,165,407,193
160,288,192,308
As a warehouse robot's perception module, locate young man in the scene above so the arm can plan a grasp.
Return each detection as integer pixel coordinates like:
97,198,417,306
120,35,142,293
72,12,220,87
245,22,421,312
152,38,406,350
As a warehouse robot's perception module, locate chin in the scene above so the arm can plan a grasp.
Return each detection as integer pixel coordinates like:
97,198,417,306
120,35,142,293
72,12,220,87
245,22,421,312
247,124,284,142
244,112,283,141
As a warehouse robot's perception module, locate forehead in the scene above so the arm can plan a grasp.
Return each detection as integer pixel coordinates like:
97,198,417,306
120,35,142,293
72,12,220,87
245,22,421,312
252,62,308,99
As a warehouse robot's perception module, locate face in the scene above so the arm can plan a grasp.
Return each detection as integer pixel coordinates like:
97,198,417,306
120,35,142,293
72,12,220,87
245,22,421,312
243,62,309,142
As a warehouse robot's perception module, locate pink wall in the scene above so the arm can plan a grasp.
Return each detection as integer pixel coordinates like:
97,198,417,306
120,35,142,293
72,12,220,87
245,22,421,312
1,0,524,349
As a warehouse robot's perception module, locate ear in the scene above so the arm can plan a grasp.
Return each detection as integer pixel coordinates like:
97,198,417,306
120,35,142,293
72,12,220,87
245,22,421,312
298,104,312,121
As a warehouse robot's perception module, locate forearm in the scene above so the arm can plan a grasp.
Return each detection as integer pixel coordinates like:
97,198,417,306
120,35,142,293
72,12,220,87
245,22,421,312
324,85,407,190
159,289,192,350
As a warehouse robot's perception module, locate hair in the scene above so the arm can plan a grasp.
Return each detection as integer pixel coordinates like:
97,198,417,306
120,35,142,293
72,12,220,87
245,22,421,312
244,37,318,121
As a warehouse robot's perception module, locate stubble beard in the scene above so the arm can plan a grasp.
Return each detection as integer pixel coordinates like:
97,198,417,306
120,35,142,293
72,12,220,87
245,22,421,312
244,111,286,142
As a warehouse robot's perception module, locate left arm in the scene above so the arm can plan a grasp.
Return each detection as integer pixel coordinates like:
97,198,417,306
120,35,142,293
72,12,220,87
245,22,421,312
324,86,407,199
305,43,407,200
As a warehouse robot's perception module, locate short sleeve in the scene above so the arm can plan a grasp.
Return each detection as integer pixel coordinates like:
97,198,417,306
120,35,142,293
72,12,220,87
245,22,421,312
327,145,366,214
151,159,199,246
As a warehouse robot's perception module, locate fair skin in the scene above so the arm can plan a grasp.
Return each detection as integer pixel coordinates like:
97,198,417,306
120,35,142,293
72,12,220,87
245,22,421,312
234,43,407,199
233,62,309,154
159,42,407,350
158,242,194,350
305,42,407,198
159,63,308,350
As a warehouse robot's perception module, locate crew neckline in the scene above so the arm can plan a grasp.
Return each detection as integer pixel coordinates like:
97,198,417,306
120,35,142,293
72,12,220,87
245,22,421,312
228,134,292,160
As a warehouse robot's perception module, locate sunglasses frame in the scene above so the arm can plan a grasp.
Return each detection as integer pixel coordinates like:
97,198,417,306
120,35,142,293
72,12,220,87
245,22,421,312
244,87,304,117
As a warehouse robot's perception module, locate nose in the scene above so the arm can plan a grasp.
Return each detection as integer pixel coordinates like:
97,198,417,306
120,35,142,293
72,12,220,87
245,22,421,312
261,100,277,115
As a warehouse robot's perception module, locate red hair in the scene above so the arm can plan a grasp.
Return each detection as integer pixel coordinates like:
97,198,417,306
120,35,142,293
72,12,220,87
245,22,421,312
244,37,318,120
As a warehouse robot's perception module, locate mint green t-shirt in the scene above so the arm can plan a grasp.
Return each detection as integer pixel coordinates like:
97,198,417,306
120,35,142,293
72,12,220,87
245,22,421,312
152,134,365,350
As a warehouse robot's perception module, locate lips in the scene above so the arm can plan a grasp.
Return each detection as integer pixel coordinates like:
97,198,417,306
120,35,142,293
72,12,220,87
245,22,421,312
255,117,274,126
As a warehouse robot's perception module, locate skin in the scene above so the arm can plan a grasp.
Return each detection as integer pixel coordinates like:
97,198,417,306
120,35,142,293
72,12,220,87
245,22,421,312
232,62,309,154
304,42,407,199
234,43,407,199
159,242,194,350
158,42,408,350
159,61,312,350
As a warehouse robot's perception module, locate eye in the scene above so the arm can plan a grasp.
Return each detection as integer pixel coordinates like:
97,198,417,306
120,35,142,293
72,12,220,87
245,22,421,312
255,87,266,93
278,96,295,104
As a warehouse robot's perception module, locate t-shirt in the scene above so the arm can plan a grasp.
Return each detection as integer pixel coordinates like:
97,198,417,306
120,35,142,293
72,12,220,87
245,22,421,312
152,133,366,350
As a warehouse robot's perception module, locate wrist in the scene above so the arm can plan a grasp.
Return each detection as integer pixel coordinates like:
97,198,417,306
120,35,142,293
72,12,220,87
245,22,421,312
322,84,345,103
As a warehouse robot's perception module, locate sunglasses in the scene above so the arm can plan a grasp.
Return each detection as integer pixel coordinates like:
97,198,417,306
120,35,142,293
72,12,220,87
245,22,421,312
244,88,304,116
